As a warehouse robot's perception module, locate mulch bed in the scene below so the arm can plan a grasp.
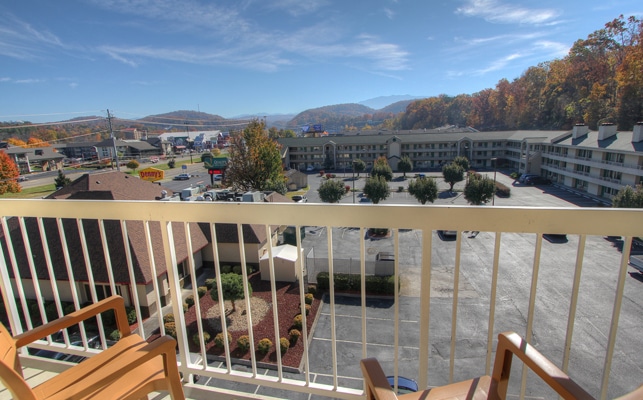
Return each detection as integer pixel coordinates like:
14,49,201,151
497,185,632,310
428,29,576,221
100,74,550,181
179,273,321,369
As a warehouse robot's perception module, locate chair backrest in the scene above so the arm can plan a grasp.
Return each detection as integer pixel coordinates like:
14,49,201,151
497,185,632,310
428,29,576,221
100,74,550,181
0,323,38,400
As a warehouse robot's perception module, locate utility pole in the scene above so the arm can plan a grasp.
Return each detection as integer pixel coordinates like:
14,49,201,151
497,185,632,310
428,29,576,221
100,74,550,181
185,121,193,164
107,109,120,171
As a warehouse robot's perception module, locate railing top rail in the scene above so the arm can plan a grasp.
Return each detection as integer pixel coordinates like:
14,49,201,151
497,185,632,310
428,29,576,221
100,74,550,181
1,199,642,237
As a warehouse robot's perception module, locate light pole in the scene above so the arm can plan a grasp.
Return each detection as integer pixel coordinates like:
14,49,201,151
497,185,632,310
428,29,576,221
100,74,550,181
352,160,356,203
491,158,497,206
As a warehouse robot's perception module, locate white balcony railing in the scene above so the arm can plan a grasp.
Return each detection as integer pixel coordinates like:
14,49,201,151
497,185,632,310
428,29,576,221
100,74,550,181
1,199,642,400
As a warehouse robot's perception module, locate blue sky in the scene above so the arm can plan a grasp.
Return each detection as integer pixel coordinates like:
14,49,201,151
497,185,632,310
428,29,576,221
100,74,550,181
1,0,641,123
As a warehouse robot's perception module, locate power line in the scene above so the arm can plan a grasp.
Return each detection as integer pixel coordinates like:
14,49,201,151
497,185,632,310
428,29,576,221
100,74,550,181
0,118,104,130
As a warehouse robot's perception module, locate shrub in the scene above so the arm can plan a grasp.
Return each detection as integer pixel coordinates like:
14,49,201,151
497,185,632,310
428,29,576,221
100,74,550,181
185,295,195,307
495,181,511,197
258,338,273,354
398,186,404,192
289,329,301,343
100,309,116,326
197,286,207,298
163,313,175,324
109,329,122,341
232,265,242,274
237,335,251,352
307,285,317,295
183,302,188,313
164,322,177,338
319,170,325,176
280,337,290,354
221,265,232,274
510,171,520,179
293,314,303,330
304,304,311,315
45,301,58,321
193,332,211,346
305,293,314,305
205,278,216,290
126,307,137,324
345,185,351,193
214,331,232,348
63,303,76,315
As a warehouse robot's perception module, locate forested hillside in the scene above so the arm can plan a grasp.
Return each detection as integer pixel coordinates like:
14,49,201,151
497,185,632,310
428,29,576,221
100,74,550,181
395,15,642,131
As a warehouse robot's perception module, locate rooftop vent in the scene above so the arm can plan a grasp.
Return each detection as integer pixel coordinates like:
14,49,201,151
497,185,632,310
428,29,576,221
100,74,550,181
572,123,589,139
633,122,643,143
598,123,617,141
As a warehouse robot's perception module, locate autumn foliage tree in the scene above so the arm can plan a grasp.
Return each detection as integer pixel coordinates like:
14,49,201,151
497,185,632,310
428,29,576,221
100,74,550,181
225,119,285,192
0,150,21,195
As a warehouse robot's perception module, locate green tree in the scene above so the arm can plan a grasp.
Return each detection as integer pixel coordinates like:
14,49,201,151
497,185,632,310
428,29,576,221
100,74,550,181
209,273,252,312
353,159,366,177
264,178,288,195
397,156,413,179
612,185,643,208
453,156,470,172
225,119,284,192
442,163,464,191
371,156,393,181
363,175,390,204
318,179,346,203
126,159,140,172
408,176,438,205
0,150,21,195
54,169,72,188
464,174,496,205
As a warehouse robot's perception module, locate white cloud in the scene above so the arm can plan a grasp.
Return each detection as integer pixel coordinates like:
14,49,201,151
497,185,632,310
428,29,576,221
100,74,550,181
15,79,44,84
383,8,395,20
456,0,561,25
266,0,329,17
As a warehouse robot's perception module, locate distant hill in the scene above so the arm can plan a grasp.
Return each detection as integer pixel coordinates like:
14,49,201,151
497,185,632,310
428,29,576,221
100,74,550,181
380,100,417,114
140,110,226,127
287,103,377,131
359,95,425,110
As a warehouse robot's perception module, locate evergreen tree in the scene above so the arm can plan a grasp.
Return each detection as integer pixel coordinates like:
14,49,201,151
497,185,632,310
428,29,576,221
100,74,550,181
210,273,252,312
54,169,72,188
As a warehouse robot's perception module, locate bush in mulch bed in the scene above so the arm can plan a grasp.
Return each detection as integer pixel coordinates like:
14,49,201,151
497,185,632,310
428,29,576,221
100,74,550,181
179,273,321,368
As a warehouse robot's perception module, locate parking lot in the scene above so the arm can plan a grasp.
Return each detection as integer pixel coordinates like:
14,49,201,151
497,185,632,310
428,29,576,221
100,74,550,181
293,169,643,398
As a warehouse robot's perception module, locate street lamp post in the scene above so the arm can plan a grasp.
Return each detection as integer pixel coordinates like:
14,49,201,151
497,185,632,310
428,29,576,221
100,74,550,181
491,158,498,206
352,161,356,203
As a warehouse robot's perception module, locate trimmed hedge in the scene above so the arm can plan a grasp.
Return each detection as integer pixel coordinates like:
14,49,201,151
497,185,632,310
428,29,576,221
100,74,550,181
495,181,511,197
316,272,396,295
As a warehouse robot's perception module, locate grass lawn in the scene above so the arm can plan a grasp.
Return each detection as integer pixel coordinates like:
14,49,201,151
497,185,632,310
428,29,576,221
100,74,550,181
1,184,57,199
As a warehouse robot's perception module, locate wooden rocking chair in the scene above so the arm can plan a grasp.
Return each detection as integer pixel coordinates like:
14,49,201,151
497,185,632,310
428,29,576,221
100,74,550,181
0,295,185,399
361,331,643,400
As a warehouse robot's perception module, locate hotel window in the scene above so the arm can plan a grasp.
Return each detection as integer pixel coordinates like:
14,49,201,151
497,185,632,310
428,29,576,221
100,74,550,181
85,284,122,302
577,149,592,159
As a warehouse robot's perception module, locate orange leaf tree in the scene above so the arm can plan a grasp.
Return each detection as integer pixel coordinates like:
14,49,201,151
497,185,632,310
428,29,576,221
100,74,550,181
0,150,21,195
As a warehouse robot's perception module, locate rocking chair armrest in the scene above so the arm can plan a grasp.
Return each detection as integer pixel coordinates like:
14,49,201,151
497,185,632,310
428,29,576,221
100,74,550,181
492,331,594,400
14,295,131,348
360,358,400,400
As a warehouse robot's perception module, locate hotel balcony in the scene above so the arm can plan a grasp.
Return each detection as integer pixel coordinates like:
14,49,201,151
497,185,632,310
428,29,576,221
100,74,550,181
1,199,642,399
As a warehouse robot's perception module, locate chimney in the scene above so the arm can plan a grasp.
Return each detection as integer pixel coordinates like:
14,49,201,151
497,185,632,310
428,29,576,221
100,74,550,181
633,122,643,143
598,123,617,140
572,123,589,139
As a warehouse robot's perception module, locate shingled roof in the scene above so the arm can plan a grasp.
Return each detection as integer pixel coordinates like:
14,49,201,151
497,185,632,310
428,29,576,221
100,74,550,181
1,171,208,285
47,171,173,200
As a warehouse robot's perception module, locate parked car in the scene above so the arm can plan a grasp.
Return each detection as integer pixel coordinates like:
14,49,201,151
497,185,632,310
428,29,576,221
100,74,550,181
518,173,539,183
525,176,552,185
543,233,568,243
17,176,28,182
173,173,191,180
306,165,315,172
213,174,222,181
292,195,307,203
